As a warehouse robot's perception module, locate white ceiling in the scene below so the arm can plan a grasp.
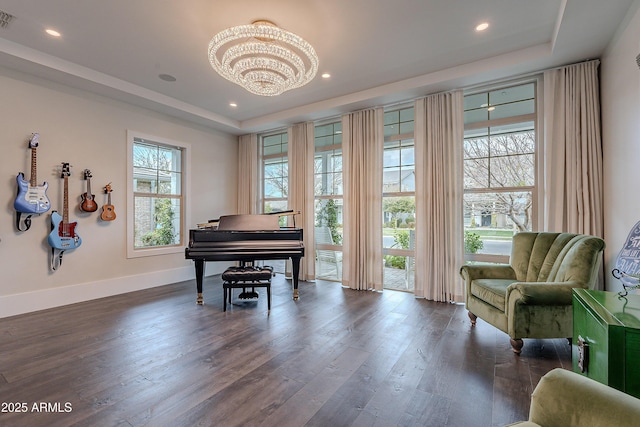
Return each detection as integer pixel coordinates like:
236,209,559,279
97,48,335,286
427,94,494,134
0,0,634,135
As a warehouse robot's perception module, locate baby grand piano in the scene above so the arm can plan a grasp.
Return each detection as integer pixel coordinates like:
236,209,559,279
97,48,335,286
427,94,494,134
185,213,304,304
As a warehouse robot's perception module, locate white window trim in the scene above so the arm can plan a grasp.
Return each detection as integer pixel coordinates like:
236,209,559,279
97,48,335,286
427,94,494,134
126,130,191,259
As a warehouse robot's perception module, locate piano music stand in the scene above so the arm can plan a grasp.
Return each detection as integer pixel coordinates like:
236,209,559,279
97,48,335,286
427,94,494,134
217,214,280,231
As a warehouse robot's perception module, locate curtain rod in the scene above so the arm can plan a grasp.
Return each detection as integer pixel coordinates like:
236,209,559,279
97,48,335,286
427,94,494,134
463,58,600,92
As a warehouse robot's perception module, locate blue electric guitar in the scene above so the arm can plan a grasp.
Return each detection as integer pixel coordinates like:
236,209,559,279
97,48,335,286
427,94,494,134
14,133,51,214
48,163,82,252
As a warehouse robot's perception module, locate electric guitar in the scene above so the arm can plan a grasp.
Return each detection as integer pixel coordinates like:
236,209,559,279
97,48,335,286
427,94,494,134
14,133,51,214
79,169,98,212
100,183,116,221
48,163,82,251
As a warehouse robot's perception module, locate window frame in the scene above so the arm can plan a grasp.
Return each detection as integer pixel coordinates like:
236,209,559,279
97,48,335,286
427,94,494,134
312,120,345,281
382,106,416,291
314,120,344,247
463,79,541,264
126,130,191,259
260,130,289,217
383,105,416,249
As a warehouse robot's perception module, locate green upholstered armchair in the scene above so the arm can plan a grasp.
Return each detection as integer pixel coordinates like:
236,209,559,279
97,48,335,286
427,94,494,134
460,232,605,353
506,368,640,427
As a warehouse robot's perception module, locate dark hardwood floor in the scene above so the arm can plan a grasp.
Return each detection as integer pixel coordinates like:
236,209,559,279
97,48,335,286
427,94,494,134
0,274,571,427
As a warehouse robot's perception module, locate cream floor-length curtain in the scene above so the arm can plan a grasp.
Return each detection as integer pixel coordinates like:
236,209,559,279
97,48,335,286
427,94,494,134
237,134,259,215
414,91,465,302
341,108,384,291
288,122,316,281
542,60,603,237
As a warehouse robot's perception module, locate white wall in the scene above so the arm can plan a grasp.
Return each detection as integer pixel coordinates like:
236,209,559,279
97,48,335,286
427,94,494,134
601,0,640,292
0,67,237,317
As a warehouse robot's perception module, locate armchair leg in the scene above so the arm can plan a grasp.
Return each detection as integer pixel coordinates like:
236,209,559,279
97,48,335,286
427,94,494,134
468,311,477,326
510,338,523,354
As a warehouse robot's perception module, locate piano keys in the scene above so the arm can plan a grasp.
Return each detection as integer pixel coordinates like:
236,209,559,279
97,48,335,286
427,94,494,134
185,214,304,304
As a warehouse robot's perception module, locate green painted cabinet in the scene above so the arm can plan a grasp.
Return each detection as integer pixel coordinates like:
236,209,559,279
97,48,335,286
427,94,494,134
572,288,640,398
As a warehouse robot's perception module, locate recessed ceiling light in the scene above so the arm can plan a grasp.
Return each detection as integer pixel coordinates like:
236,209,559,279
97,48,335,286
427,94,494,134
487,106,496,111
229,102,237,108
45,28,61,37
158,73,177,82
321,73,331,79
475,22,489,32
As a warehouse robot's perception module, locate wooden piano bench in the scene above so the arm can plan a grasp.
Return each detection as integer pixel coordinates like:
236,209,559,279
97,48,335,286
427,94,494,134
221,266,274,311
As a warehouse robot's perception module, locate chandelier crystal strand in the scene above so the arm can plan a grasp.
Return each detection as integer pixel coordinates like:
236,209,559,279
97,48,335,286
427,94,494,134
208,21,318,96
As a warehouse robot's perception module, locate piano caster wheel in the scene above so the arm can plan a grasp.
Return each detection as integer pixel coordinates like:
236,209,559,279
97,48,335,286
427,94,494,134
293,289,299,301
196,293,203,305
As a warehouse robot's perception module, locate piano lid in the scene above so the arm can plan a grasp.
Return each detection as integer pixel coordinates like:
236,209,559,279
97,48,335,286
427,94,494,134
216,214,280,231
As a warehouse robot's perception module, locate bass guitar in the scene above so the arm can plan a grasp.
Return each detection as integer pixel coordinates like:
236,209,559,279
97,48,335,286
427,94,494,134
79,169,98,212
14,133,51,214
48,163,82,252
100,183,116,221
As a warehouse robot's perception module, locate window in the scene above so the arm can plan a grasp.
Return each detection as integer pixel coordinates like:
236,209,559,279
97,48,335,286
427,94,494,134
383,106,415,291
463,82,538,262
127,131,189,258
259,131,288,272
314,121,343,281
261,131,288,220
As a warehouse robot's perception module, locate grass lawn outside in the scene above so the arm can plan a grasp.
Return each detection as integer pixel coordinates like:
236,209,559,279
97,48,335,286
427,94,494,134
466,228,515,241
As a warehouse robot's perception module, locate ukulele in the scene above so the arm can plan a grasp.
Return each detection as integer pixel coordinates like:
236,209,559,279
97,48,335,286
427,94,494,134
14,133,51,214
48,163,82,250
100,183,116,221
79,169,98,212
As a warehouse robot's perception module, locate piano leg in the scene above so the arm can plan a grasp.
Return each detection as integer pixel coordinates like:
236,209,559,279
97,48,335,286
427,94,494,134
291,256,301,301
194,259,204,305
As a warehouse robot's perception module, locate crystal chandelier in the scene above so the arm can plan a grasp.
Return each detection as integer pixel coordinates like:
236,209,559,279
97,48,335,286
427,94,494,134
208,20,319,96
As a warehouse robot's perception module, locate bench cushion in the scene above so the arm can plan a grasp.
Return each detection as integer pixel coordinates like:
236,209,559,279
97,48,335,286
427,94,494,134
222,266,273,282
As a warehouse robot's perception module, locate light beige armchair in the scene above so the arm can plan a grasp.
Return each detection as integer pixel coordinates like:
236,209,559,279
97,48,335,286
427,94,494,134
460,232,605,353
506,368,640,427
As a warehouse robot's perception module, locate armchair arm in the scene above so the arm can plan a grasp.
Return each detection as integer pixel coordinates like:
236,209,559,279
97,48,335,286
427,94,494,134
506,281,583,306
459,264,516,282
528,368,640,427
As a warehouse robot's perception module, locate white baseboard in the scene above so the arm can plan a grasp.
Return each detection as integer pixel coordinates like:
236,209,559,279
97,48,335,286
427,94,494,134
0,264,227,319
